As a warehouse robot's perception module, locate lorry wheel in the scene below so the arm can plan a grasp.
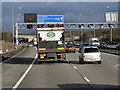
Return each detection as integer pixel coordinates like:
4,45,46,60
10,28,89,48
39,61,42,64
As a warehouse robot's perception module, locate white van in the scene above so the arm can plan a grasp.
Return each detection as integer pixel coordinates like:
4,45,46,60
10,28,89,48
89,38,100,46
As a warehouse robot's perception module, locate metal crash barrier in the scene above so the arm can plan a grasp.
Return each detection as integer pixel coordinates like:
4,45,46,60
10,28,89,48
98,46,120,55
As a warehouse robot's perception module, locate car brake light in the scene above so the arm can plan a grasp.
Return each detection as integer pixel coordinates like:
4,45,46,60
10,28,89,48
66,48,68,49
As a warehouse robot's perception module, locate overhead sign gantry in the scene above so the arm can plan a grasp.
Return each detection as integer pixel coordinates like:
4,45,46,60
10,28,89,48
15,13,119,45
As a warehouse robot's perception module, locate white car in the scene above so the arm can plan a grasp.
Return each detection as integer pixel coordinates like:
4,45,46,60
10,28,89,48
79,46,101,64
89,38,100,46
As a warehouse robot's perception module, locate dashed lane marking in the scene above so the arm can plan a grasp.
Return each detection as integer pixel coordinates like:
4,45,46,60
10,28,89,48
84,77,90,82
73,66,77,69
114,64,120,67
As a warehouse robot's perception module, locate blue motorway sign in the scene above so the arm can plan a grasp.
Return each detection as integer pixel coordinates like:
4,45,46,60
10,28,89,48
16,38,18,41
37,15,64,23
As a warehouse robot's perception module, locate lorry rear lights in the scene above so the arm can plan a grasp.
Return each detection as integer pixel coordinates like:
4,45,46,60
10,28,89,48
40,54,44,56
59,53,64,55
57,47,64,50
39,48,46,50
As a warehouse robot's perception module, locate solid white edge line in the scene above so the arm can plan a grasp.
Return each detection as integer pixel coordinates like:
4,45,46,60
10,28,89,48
1,47,27,64
73,66,77,69
11,54,38,90
84,77,90,82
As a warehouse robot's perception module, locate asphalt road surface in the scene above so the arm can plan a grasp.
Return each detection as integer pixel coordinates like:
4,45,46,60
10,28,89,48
2,46,120,90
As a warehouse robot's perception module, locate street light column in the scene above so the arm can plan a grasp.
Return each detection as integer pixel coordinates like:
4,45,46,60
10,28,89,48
12,1,14,46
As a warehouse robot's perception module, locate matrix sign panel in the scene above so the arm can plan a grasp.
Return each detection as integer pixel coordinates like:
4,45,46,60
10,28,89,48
105,12,118,23
24,13,37,23
37,15,64,23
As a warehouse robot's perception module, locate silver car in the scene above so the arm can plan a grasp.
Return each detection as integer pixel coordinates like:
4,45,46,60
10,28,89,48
79,46,101,64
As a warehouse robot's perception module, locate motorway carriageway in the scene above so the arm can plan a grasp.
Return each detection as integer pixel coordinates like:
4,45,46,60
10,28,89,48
1,46,120,90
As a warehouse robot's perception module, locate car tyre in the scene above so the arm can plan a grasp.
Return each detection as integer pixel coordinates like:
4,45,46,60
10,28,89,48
98,61,101,64
79,57,85,64
81,59,85,64
79,57,81,63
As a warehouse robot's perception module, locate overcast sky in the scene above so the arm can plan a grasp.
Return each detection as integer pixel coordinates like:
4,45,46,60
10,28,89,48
2,0,120,2
2,2,119,32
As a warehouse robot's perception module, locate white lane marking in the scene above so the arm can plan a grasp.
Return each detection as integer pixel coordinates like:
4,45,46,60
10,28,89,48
1,48,27,64
84,77,90,82
73,66,77,69
12,54,38,90
114,64,120,67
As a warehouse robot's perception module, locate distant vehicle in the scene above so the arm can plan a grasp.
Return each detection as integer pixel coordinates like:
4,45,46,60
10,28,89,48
27,42,33,47
79,43,89,52
79,46,101,64
100,41,107,46
65,41,68,45
89,38,100,46
66,44,75,53
74,41,83,46
116,43,120,49
33,37,37,46
67,41,73,44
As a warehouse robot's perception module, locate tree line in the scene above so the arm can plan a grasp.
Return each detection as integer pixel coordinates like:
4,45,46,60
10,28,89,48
65,28,120,43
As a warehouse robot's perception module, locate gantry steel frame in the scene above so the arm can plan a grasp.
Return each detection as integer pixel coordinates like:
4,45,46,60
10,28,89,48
15,22,119,45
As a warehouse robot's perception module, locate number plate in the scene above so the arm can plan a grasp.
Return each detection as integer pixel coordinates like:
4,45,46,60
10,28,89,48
89,59,96,61
40,56,44,59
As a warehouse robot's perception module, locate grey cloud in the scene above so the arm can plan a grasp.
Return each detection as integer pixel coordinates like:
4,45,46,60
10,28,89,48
2,0,120,2
2,2,118,32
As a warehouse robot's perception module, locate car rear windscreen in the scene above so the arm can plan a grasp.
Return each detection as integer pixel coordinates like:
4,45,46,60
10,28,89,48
84,48,99,53
92,40,99,43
